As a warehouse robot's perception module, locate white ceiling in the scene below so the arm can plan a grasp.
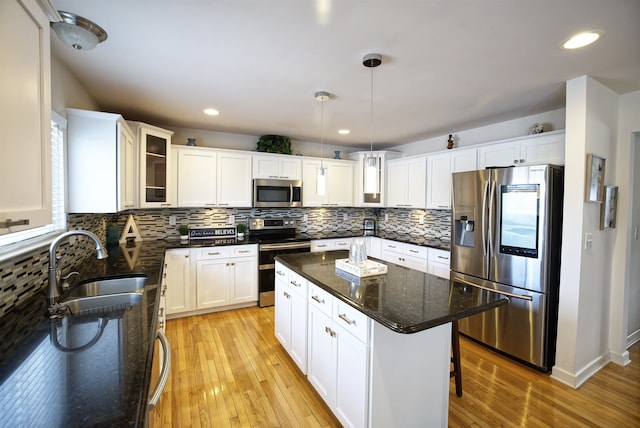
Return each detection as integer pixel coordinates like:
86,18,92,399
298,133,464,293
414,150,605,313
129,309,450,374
51,0,640,149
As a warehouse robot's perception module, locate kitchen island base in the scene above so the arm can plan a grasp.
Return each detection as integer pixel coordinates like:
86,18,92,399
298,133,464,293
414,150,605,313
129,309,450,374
370,321,451,427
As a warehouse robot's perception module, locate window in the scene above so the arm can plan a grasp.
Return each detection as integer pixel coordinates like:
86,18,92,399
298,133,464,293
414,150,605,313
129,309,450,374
0,112,66,248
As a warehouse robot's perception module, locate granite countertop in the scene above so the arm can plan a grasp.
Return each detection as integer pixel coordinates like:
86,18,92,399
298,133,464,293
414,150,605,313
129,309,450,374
276,251,507,333
0,241,166,427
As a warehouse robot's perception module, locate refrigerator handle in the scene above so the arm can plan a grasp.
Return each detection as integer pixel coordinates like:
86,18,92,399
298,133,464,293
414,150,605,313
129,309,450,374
488,180,496,256
481,180,489,255
455,277,533,301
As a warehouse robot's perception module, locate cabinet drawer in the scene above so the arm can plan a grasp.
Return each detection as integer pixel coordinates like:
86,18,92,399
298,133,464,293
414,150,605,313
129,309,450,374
428,248,450,263
333,300,369,343
275,262,289,284
288,270,308,298
196,247,231,260
381,249,405,265
308,283,333,316
311,240,331,252
381,239,402,253
429,262,451,279
233,245,257,257
404,244,428,259
333,239,352,250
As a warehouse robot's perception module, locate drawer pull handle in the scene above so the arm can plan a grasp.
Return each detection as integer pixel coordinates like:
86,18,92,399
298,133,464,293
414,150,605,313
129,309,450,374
325,326,336,337
290,280,300,287
311,295,324,304
437,255,449,260
317,244,327,247
388,245,397,249
276,270,285,276
208,252,221,255
409,249,418,253
338,313,355,326
239,250,250,253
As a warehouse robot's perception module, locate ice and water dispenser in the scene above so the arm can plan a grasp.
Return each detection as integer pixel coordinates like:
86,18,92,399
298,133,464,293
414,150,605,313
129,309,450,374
454,207,475,248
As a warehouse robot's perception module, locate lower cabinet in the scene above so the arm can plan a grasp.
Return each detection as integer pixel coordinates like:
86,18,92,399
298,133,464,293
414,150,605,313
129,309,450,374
274,263,308,374
379,239,429,273
165,245,258,317
305,282,370,428
428,248,451,279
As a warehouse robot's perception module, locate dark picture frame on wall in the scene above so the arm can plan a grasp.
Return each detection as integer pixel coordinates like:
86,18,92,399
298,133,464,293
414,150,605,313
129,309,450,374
600,185,618,230
585,153,605,203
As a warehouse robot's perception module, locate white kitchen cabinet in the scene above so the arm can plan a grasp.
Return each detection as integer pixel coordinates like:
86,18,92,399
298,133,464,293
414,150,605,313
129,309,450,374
0,0,52,233
307,282,370,428
428,248,451,279
274,263,308,373
478,130,565,169
380,239,428,273
165,245,257,318
252,153,302,180
386,155,427,208
173,146,216,207
348,151,402,207
302,159,354,207
128,122,174,208
310,237,371,255
196,245,258,309
173,147,252,208
426,147,477,209
217,151,252,207
164,249,194,315
67,109,137,212
369,237,382,259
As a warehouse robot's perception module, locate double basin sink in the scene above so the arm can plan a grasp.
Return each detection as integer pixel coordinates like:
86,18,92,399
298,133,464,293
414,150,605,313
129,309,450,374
61,274,147,315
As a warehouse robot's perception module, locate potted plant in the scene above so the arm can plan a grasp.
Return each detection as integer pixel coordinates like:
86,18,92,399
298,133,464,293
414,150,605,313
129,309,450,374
256,135,292,154
177,224,189,241
236,223,247,238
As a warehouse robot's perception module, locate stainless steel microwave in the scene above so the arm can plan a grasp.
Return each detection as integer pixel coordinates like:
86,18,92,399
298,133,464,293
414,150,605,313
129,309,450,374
253,179,302,208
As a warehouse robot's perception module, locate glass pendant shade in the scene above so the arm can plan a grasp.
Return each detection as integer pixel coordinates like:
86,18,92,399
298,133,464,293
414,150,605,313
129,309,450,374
317,165,327,195
51,11,107,50
364,155,379,195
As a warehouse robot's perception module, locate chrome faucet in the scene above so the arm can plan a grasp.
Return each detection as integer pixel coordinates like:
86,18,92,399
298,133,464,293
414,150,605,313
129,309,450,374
48,230,108,304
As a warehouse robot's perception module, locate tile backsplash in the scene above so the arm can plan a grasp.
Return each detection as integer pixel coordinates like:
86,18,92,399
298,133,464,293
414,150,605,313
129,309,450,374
0,207,450,317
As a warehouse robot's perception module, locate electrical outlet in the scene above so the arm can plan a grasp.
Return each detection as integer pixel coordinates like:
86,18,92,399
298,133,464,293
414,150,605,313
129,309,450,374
229,214,235,224
303,214,308,222
343,213,348,221
169,215,176,226
384,213,389,222
419,215,424,225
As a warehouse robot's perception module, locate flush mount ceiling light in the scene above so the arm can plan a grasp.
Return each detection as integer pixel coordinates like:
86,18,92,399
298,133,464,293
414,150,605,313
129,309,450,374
563,31,603,49
315,91,331,196
338,129,350,135
204,108,220,116
51,11,108,50
363,53,382,196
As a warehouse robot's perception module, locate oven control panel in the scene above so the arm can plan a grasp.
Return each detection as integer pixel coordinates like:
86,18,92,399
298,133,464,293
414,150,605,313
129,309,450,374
249,217,297,231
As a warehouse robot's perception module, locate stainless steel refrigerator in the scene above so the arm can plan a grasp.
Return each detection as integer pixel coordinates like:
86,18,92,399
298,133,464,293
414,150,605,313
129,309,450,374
451,164,563,371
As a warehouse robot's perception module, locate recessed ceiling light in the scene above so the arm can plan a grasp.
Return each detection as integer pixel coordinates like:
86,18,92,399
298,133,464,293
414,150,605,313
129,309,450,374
338,129,350,135
563,31,603,49
204,108,219,116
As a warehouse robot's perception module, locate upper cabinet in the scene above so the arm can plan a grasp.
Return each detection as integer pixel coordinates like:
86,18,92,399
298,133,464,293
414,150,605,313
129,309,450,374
128,122,174,208
216,151,252,207
1,0,52,233
302,159,354,207
348,151,401,207
67,109,137,212
478,130,565,169
386,155,427,208
173,146,252,208
426,147,477,209
252,153,302,180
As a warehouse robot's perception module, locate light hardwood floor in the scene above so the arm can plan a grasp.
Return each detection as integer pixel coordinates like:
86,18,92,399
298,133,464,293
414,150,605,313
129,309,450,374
150,306,640,427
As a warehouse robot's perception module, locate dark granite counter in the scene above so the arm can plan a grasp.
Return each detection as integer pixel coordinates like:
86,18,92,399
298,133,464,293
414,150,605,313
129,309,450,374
276,251,506,333
0,240,166,427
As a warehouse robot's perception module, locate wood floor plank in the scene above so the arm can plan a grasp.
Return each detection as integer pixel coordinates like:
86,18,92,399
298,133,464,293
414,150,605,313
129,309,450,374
151,306,640,428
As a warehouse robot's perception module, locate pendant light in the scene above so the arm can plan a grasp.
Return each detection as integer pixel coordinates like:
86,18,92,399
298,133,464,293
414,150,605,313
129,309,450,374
315,91,330,196
363,53,382,196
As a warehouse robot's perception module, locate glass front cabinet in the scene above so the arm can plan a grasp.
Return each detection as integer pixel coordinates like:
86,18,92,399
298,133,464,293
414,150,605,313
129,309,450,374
128,122,174,207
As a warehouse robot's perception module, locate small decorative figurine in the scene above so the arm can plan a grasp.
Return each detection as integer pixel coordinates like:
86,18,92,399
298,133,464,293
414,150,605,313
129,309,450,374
447,134,454,150
529,123,544,134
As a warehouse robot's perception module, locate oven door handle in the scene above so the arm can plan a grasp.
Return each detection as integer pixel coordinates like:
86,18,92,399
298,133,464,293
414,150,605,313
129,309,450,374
260,242,311,251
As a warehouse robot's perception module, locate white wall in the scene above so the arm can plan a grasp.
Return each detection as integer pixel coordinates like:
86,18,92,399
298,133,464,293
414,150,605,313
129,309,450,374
51,56,99,115
394,109,566,156
552,76,620,388
610,90,640,363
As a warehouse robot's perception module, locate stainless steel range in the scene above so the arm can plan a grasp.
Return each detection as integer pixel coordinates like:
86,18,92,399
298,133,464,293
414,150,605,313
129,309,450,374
249,217,311,307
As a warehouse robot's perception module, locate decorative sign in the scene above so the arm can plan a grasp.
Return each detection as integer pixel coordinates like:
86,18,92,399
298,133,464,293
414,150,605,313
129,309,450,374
119,214,143,244
189,226,237,240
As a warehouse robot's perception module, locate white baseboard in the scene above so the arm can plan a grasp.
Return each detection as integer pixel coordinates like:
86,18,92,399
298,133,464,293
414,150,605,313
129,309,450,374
627,328,640,348
550,353,610,389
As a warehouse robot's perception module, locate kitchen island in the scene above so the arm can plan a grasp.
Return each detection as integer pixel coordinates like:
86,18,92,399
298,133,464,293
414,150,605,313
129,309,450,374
275,251,507,427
